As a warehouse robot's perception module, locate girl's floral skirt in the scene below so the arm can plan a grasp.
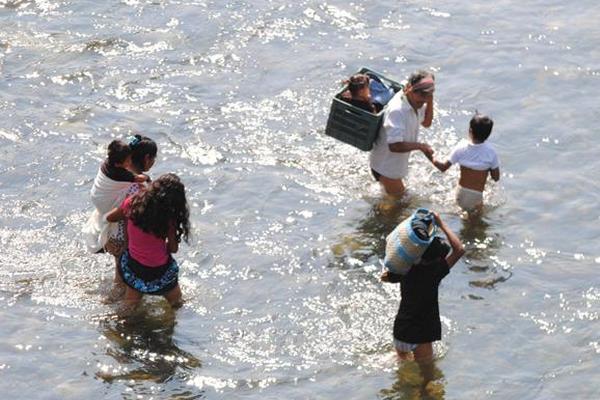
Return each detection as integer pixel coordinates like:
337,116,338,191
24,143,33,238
119,250,179,295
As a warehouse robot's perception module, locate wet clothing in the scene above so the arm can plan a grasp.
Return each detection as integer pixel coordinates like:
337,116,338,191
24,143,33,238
371,168,382,181
449,140,499,171
101,160,136,182
455,185,484,211
119,250,179,295
390,258,450,344
83,165,142,254
393,338,418,352
369,93,426,179
120,197,171,267
118,196,179,295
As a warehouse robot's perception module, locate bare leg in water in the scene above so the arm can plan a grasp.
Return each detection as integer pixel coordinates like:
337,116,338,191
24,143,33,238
413,342,435,385
378,176,406,214
117,286,143,316
163,284,183,308
379,175,406,197
105,256,126,303
395,342,435,389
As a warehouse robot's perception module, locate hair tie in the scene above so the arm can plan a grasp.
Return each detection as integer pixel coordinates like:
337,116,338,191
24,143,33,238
127,135,141,148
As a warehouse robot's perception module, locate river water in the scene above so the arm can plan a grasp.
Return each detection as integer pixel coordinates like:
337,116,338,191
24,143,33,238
1,1,599,399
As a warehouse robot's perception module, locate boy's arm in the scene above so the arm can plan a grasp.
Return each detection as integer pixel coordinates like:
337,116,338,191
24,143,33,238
489,167,500,181
105,207,125,223
433,212,465,269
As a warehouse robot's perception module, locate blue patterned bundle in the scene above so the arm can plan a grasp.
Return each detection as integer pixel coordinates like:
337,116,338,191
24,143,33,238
384,208,437,275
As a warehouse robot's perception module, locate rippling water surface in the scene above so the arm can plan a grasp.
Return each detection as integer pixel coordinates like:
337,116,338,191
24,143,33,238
1,1,599,399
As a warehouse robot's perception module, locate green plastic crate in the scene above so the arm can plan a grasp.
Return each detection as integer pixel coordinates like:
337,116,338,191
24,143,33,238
325,67,403,151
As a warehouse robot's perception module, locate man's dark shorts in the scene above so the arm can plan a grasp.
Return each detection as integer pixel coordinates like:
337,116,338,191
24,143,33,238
371,168,381,181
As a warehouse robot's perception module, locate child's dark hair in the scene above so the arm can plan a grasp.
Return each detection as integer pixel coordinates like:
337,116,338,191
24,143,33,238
344,74,370,96
470,114,494,143
129,134,157,171
129,173,190,243
107,140,132,166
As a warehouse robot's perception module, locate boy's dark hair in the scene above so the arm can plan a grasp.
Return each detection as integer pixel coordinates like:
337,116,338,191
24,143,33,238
107,140,132,166
129,173,190,243
129,134,157,171
470,114,494,143
408,70,435,89
421,237,450,262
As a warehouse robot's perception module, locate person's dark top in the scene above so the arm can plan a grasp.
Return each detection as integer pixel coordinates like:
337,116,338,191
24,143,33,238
349,98,377,113
101,160,135,182
391,258,450,344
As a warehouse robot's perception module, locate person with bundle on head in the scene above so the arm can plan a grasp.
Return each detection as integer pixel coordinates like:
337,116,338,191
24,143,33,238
82,135,158,300
381,212,464,384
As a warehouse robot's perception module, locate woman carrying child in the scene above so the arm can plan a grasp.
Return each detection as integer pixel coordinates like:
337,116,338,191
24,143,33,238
83,135,158,298
381,212,464,385
105,173,190,311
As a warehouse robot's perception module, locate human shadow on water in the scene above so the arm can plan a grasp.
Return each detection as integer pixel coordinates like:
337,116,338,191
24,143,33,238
330,195,418,270
379,359,446,400
97,302,201,385
459,213,511,295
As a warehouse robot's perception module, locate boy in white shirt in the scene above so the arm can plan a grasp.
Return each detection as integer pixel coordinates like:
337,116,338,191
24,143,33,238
432,114,500,211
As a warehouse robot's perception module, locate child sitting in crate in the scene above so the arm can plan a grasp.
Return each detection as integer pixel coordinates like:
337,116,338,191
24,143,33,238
341,73,397,113
341,74,377,113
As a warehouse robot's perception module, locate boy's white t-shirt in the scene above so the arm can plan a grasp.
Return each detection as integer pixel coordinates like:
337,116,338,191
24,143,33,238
369,93,426,179
449,140,499,170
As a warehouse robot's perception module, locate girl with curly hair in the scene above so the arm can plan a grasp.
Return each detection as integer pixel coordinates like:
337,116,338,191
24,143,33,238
106,173,190,311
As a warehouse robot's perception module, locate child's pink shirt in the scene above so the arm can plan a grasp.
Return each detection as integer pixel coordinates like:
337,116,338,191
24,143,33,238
121,197,170,267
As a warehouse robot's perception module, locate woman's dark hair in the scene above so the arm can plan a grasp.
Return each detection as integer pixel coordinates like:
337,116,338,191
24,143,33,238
129,173,190,243
129,134,157,172
107,139,132,166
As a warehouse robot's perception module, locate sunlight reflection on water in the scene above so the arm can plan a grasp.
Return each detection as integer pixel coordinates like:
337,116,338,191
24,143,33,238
1,0,599,399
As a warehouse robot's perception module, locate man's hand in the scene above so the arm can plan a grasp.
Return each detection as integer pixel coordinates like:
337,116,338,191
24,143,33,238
420,143,434,160
424,92,434,104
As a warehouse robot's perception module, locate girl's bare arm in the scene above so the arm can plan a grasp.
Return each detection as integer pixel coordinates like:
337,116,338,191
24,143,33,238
166,224,179,253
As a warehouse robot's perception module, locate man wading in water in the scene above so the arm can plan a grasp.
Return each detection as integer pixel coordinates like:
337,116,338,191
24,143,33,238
369,70,436,198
